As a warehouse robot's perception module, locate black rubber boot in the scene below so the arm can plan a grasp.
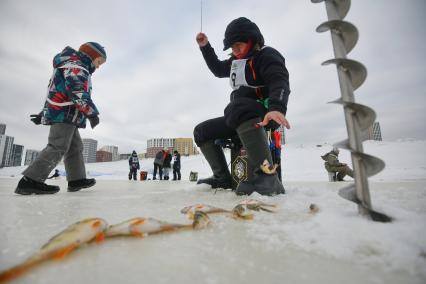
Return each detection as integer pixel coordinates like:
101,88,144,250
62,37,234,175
68,178,96,192
15,176,60,195
235,118,285,196
197,140,232,189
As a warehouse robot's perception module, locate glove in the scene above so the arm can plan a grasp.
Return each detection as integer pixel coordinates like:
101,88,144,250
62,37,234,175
30,112,42,125
88,116,99,129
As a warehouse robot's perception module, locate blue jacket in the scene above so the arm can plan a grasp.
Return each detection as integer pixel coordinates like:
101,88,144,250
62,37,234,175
41,46,99,128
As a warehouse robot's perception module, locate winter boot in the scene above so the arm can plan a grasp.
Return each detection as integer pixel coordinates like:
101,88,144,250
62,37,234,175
197,140,232,189
235,118,285,196
15,176,60,195
68,178,96,192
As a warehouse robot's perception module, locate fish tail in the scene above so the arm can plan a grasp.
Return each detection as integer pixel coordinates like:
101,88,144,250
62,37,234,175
128,219,147,237
0,257,43,283
150,224,190,235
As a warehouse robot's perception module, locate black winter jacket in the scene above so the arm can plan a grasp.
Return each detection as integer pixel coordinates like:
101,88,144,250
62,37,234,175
163,153,172,168
200,43,290,115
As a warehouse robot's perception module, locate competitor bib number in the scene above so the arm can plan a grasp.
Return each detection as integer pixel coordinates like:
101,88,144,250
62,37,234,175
229,59,248,90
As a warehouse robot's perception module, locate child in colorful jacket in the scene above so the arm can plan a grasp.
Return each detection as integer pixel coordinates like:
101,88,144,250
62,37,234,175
15,42,107,195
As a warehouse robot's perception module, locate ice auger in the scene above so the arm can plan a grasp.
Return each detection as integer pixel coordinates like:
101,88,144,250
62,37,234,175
311,0,392,222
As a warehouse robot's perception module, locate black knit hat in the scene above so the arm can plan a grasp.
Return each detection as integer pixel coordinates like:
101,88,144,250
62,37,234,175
223,17,264,51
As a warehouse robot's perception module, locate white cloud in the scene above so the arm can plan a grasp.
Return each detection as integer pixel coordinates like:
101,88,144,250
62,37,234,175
1,0,425,154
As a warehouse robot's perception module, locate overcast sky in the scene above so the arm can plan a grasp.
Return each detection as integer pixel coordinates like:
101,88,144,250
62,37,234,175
0,0,425,154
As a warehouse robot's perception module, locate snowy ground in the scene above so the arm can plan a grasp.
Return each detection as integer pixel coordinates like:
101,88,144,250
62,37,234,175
0,140,425,284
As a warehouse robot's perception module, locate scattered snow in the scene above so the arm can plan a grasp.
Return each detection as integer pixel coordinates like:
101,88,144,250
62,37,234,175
0,140,425,284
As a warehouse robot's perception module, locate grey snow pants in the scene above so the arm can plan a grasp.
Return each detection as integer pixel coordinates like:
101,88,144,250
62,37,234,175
22,123,86,182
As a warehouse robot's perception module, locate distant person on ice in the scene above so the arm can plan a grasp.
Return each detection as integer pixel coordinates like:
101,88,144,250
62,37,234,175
153,149,166,180
15,42,107,195
128,150,140,181
321,148,354,181
162,149,172,180
172,150,181,180
194,17,290,196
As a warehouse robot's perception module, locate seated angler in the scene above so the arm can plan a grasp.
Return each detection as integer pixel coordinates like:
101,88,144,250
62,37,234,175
193,17,291,196
321,148,354,181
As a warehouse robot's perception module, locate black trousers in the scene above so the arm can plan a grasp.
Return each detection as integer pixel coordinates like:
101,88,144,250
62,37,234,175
173,166,181,180
153,163,163,180
129,168,137,180
193,116,237,146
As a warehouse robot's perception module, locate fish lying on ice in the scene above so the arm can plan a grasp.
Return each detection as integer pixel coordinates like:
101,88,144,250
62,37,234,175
181,199,276,220
0,218,108,283
180,203,254,220
180,204,230,219
105,211,210,238
237,199,278,213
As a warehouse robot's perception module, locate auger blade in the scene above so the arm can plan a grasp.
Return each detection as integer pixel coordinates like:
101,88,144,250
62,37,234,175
311,0,351,20
333,140,385,177
316,20,358,53
356,152,385,177
330,99,376,132
322,58,367,90
339,185,393,222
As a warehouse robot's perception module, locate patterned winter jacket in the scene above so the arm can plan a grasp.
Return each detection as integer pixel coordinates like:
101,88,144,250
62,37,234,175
41,46,99,128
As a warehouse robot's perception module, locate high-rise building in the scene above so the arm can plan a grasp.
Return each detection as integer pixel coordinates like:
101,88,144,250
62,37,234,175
120,153,132,160
99,145,119,161
11,144,24,166
82,138,98,163
0,135,5,167
146,138,198,158
96,150,112,162
25,149,40,166
0,135,14,167
174,138,195,156
146,138,175,158
366,121,383,141
0,123,6,135
147,138,174,149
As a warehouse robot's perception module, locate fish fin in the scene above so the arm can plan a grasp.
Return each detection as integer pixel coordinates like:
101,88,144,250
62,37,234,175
131,219,145,226
240,215,254,220
92,220,102,228
52,244,77,260
95,232,105,244
232,213,254,220
130,232,145,238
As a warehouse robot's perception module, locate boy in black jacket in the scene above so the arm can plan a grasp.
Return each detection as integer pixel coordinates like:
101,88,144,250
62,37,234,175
172,150,181,180
128,150,140,181
194,17,290,196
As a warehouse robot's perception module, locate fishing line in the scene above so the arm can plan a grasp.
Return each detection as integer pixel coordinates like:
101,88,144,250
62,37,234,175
200,0,203,32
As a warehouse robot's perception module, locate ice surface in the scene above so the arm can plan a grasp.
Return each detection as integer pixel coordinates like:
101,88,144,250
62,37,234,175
0,140,425,283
